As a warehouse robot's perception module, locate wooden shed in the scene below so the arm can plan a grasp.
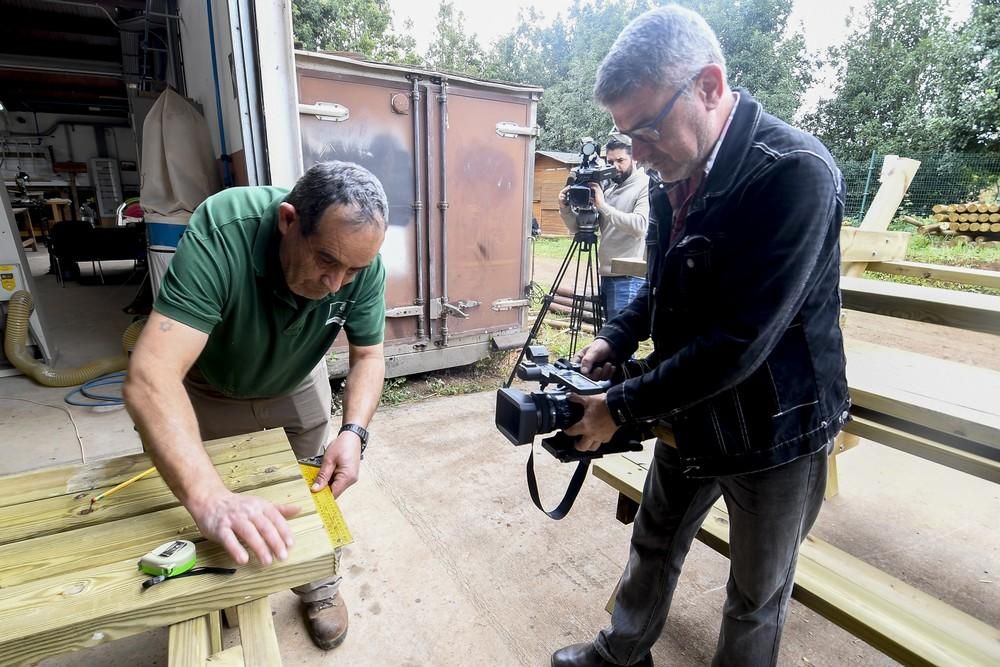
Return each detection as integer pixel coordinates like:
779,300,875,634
533,150,578,236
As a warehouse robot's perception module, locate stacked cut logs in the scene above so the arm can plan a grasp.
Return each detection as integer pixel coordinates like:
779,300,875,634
917,202,1000,247
543,286,601,334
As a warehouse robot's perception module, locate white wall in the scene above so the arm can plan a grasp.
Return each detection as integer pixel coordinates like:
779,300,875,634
177,0,244,164
0,113,138,188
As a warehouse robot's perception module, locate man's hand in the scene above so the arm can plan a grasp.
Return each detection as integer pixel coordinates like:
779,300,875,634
558,185,572,208
575,338,616,380
588,183,606,209
189,491,300,566
564,393,618,452
310,430,362,498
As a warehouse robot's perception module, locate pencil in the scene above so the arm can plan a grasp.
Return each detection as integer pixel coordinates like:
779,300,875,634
90,466,157,506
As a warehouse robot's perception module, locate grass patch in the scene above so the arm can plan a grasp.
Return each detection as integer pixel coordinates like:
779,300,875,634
332,351,518,415
904,232,1000,270
532,236,572,259
864,271,1000,296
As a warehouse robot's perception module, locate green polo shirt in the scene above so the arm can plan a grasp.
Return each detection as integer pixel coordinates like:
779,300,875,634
154,186,385,399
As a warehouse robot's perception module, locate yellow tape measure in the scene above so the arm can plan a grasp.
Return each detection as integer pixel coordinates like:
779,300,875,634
298,460,353,548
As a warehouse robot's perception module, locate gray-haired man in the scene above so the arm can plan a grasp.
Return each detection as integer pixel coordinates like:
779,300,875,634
554,5,849,667
125,161,389,650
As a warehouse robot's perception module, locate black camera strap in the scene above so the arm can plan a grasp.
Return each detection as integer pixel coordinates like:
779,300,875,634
526,447,590,520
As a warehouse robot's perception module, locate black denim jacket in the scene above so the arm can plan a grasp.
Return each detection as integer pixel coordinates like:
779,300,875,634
599,88,850,477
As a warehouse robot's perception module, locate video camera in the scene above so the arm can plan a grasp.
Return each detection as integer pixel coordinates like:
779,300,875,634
495,345,643,462
564,137,617,216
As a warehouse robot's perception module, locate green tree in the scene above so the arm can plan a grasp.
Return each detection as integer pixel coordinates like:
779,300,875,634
803,0,949,160
480,7,569,87
426,1,486,75
683,0,813,122
514,0,653,150
926,0,1000,152
291,0,419,63
484,0,813,150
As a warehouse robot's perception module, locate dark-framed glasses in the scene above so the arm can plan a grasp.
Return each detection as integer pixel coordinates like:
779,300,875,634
619,71,701,144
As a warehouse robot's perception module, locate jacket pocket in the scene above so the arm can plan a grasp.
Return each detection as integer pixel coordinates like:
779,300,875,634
768,324,818,415
659,234,713,325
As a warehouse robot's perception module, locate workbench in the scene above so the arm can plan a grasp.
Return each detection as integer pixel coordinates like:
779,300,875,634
0,429,338,666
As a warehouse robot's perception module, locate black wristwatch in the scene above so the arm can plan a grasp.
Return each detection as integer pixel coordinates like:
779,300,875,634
339,423,369,458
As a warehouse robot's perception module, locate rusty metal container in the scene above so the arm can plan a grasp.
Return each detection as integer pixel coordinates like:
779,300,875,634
295,52,540,378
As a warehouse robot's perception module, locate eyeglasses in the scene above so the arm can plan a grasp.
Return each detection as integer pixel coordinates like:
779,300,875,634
618,72,701,144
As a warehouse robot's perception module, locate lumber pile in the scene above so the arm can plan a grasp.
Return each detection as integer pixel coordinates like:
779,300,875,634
921,201,1000,247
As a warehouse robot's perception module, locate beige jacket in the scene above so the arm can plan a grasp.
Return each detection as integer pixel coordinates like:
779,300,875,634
559,166,649,276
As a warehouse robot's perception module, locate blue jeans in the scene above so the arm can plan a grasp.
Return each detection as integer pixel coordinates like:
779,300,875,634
595,440,831,666
602,276,647,320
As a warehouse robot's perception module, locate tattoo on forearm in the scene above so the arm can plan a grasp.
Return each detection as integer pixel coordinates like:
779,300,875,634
159,320,174,332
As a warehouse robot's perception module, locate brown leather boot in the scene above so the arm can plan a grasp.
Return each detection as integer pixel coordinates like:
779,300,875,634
302,591,349,650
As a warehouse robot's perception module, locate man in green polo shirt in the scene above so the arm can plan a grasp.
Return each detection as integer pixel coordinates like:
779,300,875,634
124,161,388,651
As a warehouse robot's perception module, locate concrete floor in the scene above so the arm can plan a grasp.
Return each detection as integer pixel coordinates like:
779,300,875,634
1,252,997,666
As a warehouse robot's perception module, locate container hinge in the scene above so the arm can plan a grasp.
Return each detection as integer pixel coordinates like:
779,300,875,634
496,122,539,138
385,304,423,318
299,102,350,122
492,297,530,311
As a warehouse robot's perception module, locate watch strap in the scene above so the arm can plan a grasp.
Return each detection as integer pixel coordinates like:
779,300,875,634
339,423,369,455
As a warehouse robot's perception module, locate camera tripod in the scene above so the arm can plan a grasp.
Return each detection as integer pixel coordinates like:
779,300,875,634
506,209,604,387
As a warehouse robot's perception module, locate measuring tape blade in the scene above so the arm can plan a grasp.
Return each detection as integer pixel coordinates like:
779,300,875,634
298,463,353,548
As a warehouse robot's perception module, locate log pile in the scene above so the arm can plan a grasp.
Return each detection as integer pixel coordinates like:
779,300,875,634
916,201,1000,247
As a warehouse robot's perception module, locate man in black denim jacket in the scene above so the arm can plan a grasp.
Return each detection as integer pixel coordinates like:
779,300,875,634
552,6,850,667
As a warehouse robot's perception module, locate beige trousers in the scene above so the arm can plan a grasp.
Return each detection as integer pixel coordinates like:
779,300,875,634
184,360,341,603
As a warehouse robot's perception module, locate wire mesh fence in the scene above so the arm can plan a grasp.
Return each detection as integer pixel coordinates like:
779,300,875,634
837,151,1000,221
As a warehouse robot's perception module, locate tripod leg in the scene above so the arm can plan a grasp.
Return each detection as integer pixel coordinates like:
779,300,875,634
504,240,582,386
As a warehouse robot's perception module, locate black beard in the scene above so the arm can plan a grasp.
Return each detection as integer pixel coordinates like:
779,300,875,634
612,166,633,185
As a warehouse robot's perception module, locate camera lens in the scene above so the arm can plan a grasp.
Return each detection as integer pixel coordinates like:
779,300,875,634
536,391,583,434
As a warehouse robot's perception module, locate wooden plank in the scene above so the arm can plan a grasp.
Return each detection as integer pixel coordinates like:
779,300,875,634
206,646,245,666
591,452,646,504
846,339,1000,454
0,451,301,545
222,607,240,629
866,261,1000,291
610,257,645,278
841,275,1000,335
825,452,840,499
610,257,1000,335
0,514,334,666
593,452,1000,667
844,415,1000,484
844,156,921,278
0,429,290,508
168,614,212,667
208,611,223,656
0,480,307,589
839,228,910,266
236,597,283,667
825,432,860,499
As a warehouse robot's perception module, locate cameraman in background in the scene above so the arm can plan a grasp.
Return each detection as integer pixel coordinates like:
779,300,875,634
558,135,649,318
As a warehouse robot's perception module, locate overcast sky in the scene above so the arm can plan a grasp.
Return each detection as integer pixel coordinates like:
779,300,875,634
389,0,971,53
387,0,973,111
